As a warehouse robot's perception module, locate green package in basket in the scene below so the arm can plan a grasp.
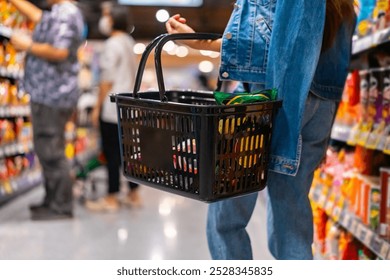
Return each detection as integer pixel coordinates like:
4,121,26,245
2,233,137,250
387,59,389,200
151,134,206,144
213,88,277,105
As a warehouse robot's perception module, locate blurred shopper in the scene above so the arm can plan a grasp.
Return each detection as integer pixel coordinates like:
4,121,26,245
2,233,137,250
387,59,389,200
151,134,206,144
86,2,141,212
9,0,84,220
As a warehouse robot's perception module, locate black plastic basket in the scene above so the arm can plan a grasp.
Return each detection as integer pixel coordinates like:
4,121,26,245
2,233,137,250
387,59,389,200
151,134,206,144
111,33,282,202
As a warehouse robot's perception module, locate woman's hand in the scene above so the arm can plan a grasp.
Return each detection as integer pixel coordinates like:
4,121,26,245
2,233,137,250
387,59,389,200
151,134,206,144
165,14,194,34
10,31,32,52
165,14,221,52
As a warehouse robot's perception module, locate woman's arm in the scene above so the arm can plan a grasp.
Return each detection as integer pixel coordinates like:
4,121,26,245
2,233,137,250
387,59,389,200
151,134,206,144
165,14,221,52
8,0,42,23
10,32,69,62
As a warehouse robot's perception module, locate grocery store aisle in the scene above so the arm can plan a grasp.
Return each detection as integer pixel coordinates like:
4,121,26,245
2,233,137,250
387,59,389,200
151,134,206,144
0,168,274,260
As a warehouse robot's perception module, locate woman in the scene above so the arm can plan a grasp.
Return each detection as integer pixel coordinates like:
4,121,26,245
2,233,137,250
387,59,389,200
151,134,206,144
87,3,141,211
166,0,356,259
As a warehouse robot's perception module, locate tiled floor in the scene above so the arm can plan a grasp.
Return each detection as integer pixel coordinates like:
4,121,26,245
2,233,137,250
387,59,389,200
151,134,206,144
0,168,274,260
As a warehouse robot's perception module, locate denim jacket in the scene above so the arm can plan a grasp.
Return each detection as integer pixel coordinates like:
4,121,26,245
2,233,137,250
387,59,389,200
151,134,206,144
219,0,354,175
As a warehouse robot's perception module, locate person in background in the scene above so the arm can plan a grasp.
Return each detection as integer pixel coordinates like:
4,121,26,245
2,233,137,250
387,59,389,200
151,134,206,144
9,0,84,220
86,2,141,212
166,0,356,259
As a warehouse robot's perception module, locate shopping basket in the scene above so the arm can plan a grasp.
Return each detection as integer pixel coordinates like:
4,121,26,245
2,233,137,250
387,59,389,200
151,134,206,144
111,33,282,202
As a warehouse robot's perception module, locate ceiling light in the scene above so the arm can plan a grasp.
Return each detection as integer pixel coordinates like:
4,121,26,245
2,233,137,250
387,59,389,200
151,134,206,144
133,43,146,54
163,41,175,52
156,9,170,22
198,60,214,73
176,46,189,57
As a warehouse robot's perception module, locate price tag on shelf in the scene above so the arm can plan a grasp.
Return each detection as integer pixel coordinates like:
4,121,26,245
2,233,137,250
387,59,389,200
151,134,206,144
325,198,336,216
11,143,17,154
355,223,365,242
370,235,383,256
350,219,359,235
331,123,352,142
332,198,345,222
317,192,328,209
352,35,373,54
4,145,12,156
0,107,5,117
338,210,347,227
9,179,17,192
341,212,353,229
362,227,374,246
381,242,390,260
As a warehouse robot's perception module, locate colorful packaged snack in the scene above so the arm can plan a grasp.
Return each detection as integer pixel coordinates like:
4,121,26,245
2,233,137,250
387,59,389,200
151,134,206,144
213,88,277,105
360,70,370,120
368,68,384,124
379,167,390,240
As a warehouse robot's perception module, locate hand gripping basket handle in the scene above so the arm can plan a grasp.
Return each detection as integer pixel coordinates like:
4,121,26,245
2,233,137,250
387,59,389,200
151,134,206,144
133,33,222,101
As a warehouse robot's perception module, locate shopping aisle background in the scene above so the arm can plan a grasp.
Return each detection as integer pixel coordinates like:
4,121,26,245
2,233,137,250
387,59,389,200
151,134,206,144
0,168,274,260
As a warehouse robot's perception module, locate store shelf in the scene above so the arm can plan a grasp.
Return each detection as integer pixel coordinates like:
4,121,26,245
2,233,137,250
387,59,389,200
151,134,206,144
0,168,42,206
0,66,24,80
310,182,390,260
0,141,33,158
352,27,390,55
0,105,30,118
331,123,353,143
0,25,13,39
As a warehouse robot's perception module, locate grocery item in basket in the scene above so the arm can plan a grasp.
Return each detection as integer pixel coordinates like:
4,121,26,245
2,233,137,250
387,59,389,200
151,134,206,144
172,139,198,174
213,88,277,105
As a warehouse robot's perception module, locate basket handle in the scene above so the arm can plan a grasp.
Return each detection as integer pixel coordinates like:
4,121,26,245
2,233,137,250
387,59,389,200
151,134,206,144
133,33,222,101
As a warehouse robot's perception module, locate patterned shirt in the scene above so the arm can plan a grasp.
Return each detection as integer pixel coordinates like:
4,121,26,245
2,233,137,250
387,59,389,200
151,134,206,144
23,2,84,108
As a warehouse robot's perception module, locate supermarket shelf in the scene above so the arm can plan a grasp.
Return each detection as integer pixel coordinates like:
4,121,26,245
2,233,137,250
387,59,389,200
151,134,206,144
0,141,33,158
0,66,24,80
0,105,30,118
0,25,13,39
310,183,390,260
352,27,390,55
330,123,389,152
0,168,42,206
331,123,352,143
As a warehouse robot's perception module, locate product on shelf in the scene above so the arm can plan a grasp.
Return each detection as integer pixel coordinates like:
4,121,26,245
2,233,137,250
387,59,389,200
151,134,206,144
374,0,390,31
355,0,378,37
0,0,39,204
355,0,390,36
334,71,360,128
357,177,380,229
379,167,390,240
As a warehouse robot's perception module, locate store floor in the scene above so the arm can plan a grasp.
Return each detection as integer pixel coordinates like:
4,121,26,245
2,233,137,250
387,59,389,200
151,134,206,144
0,168,274,260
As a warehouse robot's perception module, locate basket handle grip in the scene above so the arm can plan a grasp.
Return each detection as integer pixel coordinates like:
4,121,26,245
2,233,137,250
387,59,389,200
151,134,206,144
133,33,222,101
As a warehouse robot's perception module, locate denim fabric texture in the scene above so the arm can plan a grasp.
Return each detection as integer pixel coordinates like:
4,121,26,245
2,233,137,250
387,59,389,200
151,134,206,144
219,0,354,175
219,0,276,85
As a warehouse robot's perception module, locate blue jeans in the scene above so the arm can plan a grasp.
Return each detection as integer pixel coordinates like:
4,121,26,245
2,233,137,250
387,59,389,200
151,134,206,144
206,93,337,259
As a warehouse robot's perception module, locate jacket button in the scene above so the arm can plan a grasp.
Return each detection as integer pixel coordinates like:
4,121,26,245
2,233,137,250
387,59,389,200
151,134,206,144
222,72,229,78
225,32,232,39
234,3,240,9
